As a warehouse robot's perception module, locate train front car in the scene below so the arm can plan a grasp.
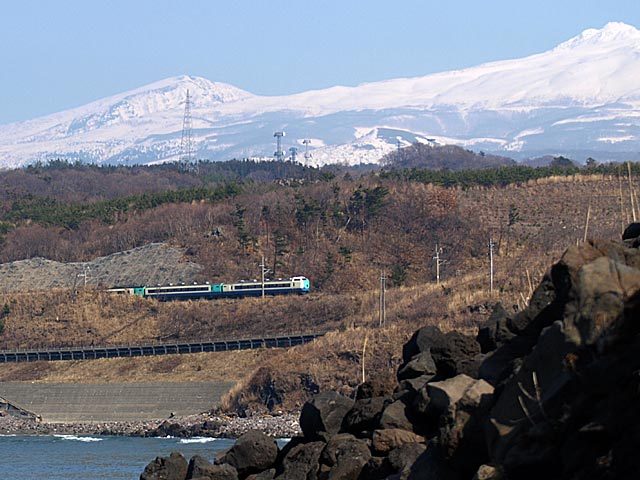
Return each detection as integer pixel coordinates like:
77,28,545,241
221,276,310,297
291,276,310,294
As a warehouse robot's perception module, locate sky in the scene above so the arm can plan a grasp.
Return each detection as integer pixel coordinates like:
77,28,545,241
1,0,639,125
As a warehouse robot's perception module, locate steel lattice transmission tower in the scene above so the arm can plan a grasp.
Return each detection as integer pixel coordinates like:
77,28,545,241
274,131,285,161
180,89,196,172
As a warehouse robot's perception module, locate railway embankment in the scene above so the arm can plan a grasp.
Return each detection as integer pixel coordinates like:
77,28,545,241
141,224,640,479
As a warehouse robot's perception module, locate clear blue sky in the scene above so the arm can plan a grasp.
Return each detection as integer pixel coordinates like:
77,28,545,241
1,0,639,124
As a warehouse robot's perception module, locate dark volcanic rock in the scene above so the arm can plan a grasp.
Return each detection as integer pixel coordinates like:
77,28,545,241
378,399,414,431
140,226,640,480
299,391,353,440
371,428,424,455
278,439,324,480
219,430,278,478
187,455,238,480
477,303,513,353
141,451,188,480
387,442,428,476
318,433,371,480
150,421,190,438
401,326,481,380
622,222,640,241
246,469,275,480
397,350,437,381
341,396,386,435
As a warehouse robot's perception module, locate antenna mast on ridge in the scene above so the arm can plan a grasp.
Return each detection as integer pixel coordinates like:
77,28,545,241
302,139,312,161
274,131,285,161
180,89,195,172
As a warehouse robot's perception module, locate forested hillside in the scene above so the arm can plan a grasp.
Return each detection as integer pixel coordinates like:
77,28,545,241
0,157,637,412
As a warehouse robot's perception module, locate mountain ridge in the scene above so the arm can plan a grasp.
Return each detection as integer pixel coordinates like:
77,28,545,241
1,22,640,167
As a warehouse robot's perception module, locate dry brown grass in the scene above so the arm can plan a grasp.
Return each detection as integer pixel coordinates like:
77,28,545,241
0,174,632,414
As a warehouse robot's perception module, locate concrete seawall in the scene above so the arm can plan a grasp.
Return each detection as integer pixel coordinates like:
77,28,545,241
0,381,233,423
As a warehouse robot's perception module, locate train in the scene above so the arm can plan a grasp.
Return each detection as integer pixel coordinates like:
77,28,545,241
108,276,310,301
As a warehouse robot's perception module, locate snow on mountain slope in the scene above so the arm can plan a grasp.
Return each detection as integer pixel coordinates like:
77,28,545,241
1,22,640,167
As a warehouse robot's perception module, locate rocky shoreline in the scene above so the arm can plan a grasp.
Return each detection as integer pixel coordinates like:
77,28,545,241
0,412,300,439
140,224,640,479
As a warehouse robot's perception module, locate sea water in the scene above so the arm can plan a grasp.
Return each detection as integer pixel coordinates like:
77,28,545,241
0,434,273,479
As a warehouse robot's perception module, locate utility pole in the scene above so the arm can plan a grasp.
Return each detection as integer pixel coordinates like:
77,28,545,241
628,161,637,222
77,263,90,288
489,238,495,294
379,271,387,327
433,244,447,285
259,256,271,298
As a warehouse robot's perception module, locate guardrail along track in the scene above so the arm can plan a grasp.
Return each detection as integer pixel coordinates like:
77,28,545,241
0,333,324,363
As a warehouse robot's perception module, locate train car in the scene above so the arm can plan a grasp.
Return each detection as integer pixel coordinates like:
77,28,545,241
108,276,310,301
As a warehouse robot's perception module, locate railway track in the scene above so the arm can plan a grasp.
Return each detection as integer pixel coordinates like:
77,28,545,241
0,332,324,363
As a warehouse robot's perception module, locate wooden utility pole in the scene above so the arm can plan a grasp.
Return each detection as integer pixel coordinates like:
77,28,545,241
433,244,447,285
379,271,386,327
259,256,268,298
489,238,495,295
583,203,591,243
361,335,368,383
628,161,637,222
619,171,627,234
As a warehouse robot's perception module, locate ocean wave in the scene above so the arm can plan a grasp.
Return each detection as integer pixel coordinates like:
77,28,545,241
53,434,103,442
0,434,17,437
179,437,217,444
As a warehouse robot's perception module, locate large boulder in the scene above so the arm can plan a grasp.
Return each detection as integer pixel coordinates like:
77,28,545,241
563,255,640,346
300,392,354,440
187,455,238,480
425,374,478,417
401,326,481,380
405,444,457,480
341,396,386,435
371,428,425,455
245,470,275,480
387,442,428,477
141,451,188,480
358,456,394,480
219,430,278,478
378,399,414,431
440,379,494,476
277,439,324,480
318,433,371,480
397,350,437,381
476,303,513,353
486,321,580,464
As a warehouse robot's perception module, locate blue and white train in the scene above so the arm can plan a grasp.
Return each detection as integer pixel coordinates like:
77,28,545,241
109,276,310,301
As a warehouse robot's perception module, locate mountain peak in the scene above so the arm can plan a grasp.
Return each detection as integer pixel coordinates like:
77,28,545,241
556,22,640,50
124,75,254,106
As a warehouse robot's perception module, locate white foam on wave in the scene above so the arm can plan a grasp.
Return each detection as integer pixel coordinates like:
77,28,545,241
0,434,17,437
179,437,217,444
53,434,103,443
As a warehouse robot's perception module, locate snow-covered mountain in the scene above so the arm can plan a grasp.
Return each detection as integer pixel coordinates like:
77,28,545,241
2,21,640,167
